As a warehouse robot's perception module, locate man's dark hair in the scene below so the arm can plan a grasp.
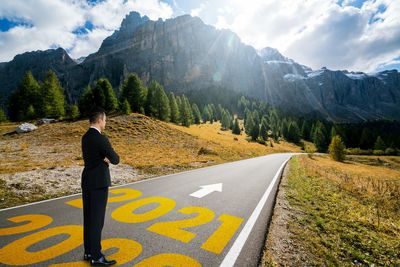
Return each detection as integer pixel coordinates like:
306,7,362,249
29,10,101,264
89,106,105,124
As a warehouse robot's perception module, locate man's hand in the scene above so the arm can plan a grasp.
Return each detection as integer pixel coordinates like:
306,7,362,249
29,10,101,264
103,157,110,165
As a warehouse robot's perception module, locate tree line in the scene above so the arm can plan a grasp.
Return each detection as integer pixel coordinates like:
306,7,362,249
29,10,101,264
1,71,232,129
2,69,399,155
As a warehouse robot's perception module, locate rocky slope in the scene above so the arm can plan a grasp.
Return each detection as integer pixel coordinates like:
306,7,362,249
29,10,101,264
0,11,399,122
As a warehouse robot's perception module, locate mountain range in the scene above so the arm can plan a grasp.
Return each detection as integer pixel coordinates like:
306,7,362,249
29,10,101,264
0,11,399,123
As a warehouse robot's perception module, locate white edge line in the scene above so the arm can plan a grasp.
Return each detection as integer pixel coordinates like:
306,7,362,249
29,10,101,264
219,155,292,267
0,153,296,212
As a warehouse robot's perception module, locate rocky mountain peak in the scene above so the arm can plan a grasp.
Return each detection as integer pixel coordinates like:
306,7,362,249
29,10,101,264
119,11,149,34
258,47,288,62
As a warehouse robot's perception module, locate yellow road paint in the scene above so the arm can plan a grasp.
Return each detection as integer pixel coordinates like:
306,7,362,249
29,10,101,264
112,196,176,223
133,253,202,267
1,189,245,265
49,238,142,267
201,214,244,254
147,206,215,243
0,225,83,265
65,188,143,208
0,214,53,236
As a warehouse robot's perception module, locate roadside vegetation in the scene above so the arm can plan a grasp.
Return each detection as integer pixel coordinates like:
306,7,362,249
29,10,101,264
261,154,400,266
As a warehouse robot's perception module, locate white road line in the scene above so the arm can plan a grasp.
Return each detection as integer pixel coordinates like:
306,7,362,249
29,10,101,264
219,155,292,267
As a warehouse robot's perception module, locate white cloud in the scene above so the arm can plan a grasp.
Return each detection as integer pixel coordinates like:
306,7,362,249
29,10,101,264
190,2,208,17
0,0,399,73
207,0,400,72
0,0,174,61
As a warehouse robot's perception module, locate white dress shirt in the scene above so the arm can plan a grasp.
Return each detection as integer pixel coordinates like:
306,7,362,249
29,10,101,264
90,126,101,134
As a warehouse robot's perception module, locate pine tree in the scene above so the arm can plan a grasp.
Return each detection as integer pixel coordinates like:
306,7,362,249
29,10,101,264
329,135,346,162
259,117,269,141
120,73,146,113
202,106,210,123
216,104,224,121
287,121,301,143
226,110,232,130
40,70,66,118
312,121,328,152
252,110,260,128
192,103,201,124
281,119,289,140
120,98,132,115
374,136,386,150
250,118,259,141
360,128,373,149
26,104,36,120
8,71,41,121
0,107,7,122
78,85,95,117
208,103,217,122
168,92,180,123
232,118,241,135
153,82,170,121
179,95,193,127
145,81,157,117
330,125,337,139
301,120,311,140
93,78,118,113
245,112,254,135
221,110,230,130
69,104,80,120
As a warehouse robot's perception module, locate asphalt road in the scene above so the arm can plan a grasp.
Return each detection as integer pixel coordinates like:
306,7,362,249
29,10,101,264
0,153,293,267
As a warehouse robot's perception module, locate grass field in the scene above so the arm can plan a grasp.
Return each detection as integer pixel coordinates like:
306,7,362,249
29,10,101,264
262,154,400,266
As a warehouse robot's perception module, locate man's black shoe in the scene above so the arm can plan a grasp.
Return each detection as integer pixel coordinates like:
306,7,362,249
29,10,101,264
90,256,117,266
84,254,92,261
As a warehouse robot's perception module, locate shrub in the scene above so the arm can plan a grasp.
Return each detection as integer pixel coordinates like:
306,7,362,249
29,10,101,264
384,147,396,156
329,135,346,162
373,150,385,156
345,148,372,155
256,136,266,145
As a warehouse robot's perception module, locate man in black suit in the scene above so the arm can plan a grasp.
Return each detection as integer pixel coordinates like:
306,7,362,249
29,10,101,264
81,106,119,266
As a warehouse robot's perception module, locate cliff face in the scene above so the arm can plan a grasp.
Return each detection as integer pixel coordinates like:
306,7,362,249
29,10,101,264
0,47,76,102
259,48,400,122
0,11,399,122
78,12,265,99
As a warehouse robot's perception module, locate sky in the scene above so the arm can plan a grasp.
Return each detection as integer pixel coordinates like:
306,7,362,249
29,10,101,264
0,0,399,73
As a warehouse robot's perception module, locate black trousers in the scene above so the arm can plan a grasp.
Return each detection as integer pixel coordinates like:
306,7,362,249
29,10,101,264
82,186,109,260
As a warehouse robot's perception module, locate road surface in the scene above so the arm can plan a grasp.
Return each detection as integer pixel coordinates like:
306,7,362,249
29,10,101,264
0,153,293,267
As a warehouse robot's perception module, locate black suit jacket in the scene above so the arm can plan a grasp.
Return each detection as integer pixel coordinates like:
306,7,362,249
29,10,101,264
81,127,120,190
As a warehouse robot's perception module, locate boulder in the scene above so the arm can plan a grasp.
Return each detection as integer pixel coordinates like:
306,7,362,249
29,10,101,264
16,123,38,133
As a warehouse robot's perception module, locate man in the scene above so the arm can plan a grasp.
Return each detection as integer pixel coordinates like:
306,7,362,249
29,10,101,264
81,106,119,266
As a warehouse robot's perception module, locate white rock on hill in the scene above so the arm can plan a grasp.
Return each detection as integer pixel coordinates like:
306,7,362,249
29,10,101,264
16,123,38,133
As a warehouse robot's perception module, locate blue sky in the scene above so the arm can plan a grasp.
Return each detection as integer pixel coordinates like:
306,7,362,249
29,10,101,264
0,0,399,73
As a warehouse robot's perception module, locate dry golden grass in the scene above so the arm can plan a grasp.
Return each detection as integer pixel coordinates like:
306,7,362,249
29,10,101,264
276,155,400,266
0,113,301,175
307,154,400,194
168,121,301,160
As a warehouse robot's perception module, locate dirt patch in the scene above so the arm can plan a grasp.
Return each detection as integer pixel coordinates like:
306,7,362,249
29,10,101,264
0,163,152,209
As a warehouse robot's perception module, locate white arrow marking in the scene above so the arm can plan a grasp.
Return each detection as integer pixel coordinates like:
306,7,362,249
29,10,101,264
190,183,223,198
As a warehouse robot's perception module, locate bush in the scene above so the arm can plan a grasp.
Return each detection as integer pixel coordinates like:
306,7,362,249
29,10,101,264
345,148,372,155
384,147,396,156
198,147,217,155
256,136,266,145
305,144,317,158
329,135,346,162
373,150,385,156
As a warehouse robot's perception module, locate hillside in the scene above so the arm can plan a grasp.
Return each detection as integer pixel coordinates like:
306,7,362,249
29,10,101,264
0,113,300,208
